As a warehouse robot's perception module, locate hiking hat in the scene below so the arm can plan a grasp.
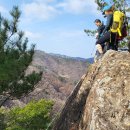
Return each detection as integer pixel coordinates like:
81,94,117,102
102,5,113,14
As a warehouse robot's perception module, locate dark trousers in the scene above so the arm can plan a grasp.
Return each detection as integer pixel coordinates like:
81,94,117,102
96,32,118,50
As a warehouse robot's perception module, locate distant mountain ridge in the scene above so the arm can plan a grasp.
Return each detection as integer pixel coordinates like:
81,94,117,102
3,50,90,114
49,52,93,63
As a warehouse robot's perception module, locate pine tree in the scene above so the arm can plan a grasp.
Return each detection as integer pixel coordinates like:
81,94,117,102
0,6,42,97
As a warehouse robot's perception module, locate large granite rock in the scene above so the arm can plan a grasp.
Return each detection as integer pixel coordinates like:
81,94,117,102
53,50,130,130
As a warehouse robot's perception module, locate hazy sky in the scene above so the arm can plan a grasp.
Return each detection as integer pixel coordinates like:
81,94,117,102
0,0,106,58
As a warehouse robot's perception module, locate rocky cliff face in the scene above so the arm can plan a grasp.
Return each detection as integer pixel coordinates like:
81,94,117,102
53,50,130,130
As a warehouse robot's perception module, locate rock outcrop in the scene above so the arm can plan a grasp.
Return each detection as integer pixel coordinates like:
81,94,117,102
53,50,130,130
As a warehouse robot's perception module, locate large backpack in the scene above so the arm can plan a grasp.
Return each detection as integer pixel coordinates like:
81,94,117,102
110,11,127,40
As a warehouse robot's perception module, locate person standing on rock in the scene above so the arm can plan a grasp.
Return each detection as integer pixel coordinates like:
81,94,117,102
96,5,117,55
94,19,105,61
95,19,105,40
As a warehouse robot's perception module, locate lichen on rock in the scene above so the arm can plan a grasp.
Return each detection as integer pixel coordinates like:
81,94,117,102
53,50,130,130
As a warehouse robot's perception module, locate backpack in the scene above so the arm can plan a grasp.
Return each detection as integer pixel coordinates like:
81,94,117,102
110,11,127,40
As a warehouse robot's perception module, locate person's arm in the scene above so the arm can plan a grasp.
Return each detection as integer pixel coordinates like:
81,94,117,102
96,27,100,39
98,26,102,36
97,25,105,38
102,15,113,35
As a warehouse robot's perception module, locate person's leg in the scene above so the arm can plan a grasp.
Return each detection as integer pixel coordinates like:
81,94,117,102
96,44,103,54
96,32,110,53
94,50,100,62
103,43,109,53
109,33,117,50
114,41,118,51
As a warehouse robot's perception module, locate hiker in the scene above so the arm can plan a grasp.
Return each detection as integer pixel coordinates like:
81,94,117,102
94,19,105,60
96,5,117,55
94,19,105,40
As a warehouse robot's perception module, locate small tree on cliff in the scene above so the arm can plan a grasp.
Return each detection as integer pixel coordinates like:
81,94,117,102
0,6,42,97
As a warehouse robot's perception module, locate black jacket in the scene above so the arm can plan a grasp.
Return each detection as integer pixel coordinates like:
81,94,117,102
97,24,105,39
102,14,113,35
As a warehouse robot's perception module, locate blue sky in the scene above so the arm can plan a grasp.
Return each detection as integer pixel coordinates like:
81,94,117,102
0,0,105,58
